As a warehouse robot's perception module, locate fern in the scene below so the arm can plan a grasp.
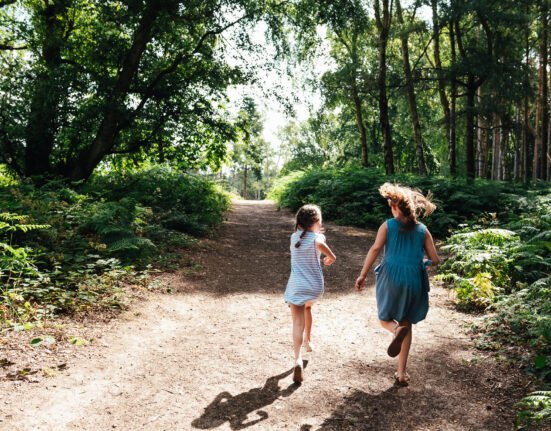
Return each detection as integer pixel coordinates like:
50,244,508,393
516,391,551,426
108,237,156,257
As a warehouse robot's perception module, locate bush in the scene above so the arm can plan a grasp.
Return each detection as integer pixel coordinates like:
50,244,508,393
269,167,542,237
516,391,551,428
0,167,231,325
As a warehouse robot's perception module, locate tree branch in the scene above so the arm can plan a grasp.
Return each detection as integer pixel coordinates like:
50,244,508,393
0,0,17,7
0,42,28,50
131,13,252,118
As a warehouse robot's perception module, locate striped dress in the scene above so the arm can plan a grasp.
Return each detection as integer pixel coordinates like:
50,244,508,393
284,230,325,306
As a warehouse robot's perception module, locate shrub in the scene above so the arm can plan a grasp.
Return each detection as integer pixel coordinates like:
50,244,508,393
269,167,542,237
0,167,231,326
516,391,551,428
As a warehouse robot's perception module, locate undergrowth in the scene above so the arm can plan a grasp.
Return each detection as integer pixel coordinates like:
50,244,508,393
0,167,230,328
269,167,540,237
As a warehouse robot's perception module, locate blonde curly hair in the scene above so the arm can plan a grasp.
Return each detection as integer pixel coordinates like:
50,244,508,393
379,182,436,229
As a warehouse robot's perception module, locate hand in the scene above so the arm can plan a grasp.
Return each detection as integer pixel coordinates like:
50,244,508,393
355,276,366,291
323,256,335,266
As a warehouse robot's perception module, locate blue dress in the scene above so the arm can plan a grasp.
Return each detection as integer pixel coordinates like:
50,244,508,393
375,218,430,324
284,231,325,306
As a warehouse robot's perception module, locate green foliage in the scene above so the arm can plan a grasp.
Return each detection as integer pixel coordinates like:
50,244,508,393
516,391,551,427
0,1,289,180
0,167,230,326
454,273,497,311
269,167,543,237
437,191,551,411
440,228,520,309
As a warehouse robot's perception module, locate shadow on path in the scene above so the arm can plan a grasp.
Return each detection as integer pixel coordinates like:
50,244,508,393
299,341,530,431
192,363,307,430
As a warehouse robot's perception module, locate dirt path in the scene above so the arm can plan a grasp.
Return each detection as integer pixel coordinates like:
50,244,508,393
1,200,531,430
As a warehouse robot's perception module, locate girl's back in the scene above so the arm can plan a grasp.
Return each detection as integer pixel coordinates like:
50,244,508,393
285,231,324,306
383,218,426,265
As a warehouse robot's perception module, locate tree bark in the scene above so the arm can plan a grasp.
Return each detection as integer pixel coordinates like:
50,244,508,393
491,113,501,180
523,19,530,183
431,0,452,175
352,82,369,167
466,77,477,182
24,1,69,177
243,166,248,199
534,59,543,180
347,33,369,167
476,86,489,178
541,0,549,180
396,0,426,175
449,22,457,176
374,0,394,175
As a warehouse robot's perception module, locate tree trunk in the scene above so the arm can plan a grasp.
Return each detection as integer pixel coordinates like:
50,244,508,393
491,113,501,180
375,0,394,175
476,86,489,178
501,124,509,180
66,2,163,181
449,22,458,176
466,77,476,182
243,166,248,199
432,0,452,174
541,0,549,180
352,80,368,167
522,22,530,182
24,1,69,177
534,68,542,180
396,0,426,175
158,137,165,163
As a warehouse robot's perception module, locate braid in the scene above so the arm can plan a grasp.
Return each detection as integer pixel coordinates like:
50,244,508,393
294,204,322,248
295,229,308,248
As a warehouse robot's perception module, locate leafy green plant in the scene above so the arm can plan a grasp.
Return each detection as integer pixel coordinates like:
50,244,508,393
269,167,544,237
516,391,551,427
0,167,230,326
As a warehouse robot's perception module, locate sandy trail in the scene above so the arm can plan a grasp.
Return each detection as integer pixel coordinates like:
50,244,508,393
0,200,530,430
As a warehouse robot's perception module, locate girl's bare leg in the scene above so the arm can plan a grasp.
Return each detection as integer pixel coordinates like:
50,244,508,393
290,304,305,362
303,301,313,347
380,320,398,333
397,320,412,380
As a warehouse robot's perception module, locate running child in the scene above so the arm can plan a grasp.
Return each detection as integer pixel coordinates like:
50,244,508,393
284,204,336,383
354,183,440,386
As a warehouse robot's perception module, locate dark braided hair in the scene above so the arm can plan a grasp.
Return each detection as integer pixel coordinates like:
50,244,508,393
294,204,322,248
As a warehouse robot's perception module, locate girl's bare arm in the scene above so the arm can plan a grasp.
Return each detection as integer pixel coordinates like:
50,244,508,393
355,222,387,291
423,229,440,265
316,240,336,265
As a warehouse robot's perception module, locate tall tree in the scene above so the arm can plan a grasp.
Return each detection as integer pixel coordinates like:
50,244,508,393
0,0,278,181
539,0,549,180
431,0,454,176
395,0,426,175
231,98,265,199
374,0,394,175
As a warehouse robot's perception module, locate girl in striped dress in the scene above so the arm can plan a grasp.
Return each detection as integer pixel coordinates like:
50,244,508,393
284,204,336,383
355,183,440,386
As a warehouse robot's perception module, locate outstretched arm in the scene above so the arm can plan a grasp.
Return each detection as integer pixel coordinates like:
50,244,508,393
355,222,387,291
424,228,440,266
316,238,336,266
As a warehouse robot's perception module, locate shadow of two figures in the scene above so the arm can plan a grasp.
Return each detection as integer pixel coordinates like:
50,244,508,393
192,362,308,430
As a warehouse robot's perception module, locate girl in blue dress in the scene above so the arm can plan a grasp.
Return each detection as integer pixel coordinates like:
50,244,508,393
355,183,440,386
284,204,336,383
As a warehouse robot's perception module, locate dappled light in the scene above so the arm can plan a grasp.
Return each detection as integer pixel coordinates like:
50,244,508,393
1,0,550,428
